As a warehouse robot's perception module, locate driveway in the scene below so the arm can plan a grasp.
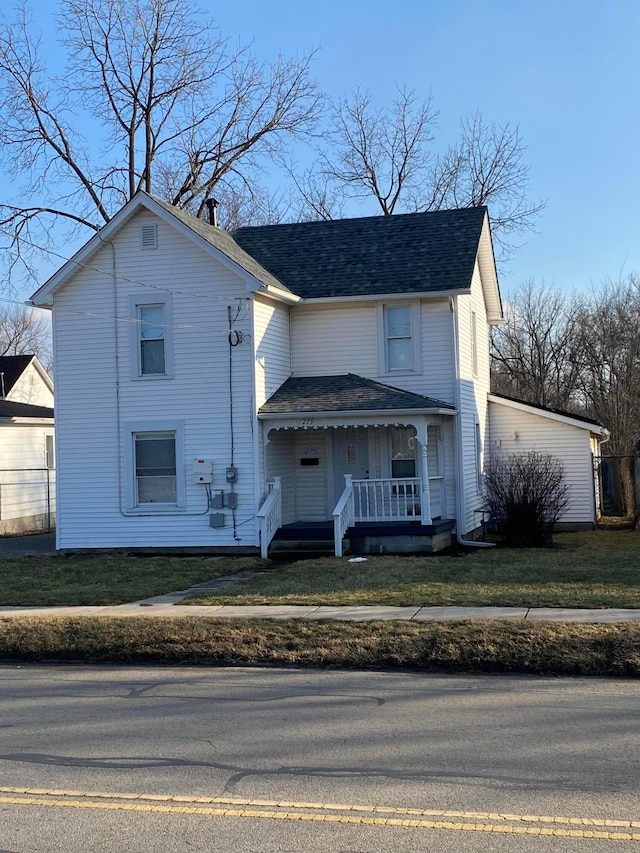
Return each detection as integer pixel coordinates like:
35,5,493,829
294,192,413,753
0,533,56,556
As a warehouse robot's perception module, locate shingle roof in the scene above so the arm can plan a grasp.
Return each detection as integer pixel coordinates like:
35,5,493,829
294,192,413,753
152,198,292,293
259,374,454,415
0,354,34,397
234,207,487,299
490,393,605,429
0,399,54,419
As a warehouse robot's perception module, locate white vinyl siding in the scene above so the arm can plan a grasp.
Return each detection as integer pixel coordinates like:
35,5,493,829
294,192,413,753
52,208,257,549
290,298,454,403
253,296,291,409
457,261,491,533
0,421,56,534
488,400,598,524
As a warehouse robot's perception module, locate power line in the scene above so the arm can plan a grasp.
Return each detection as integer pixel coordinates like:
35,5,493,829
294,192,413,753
0,226,264,304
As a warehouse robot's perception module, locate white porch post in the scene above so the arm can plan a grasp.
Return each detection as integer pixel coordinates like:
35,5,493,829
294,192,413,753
417,420,432,525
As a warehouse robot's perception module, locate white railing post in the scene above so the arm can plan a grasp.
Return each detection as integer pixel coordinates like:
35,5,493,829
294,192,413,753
332,474,354,557
257,476,282,559
419,426,432,526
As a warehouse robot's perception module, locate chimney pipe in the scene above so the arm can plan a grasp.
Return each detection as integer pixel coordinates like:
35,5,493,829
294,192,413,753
205,198,219,228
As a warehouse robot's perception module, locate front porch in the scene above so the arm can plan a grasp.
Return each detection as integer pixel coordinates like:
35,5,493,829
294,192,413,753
271,517,455,555
257,373,457,557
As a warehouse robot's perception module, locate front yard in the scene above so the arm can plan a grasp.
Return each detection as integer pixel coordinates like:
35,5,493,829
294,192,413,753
186,531,640,609
0,554,263,606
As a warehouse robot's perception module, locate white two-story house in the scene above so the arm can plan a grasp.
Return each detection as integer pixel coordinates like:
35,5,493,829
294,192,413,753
29,192,606,554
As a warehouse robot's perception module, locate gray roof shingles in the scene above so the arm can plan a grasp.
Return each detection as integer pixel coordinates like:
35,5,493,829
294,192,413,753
233,207,487,299
259,374,454,415
0,354,34,396
0,399,54,419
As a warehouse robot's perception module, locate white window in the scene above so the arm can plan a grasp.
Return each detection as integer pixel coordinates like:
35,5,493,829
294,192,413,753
129,294,174,379
45,434,55,469
475,421,483,491
124,420,185,511
378,302,421,374
390,427,417,478
471,310,478,375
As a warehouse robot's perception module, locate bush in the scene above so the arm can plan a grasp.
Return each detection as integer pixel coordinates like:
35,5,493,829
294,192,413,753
483,451,569,547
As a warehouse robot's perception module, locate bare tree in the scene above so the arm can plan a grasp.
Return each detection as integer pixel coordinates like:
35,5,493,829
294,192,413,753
295,91,543,258
573,276,640,519
0,304,52,372
491,280,583,410
292,86,437,219
0,0,322,283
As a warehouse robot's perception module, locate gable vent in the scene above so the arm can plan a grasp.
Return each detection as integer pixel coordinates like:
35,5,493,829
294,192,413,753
141,223,158,250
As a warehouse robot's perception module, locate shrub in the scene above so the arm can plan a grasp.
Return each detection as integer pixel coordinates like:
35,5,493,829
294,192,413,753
483,451,569,547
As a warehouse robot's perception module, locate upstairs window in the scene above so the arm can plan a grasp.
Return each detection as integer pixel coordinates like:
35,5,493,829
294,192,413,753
129,294,173,379
378,302,421,374
139,304,165,375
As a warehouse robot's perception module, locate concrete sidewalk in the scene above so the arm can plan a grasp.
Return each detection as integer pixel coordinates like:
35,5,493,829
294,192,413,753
1,602,639,623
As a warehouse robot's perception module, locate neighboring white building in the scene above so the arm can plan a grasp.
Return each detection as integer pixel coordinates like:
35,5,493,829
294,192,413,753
0,356,55,535
29,193,607,553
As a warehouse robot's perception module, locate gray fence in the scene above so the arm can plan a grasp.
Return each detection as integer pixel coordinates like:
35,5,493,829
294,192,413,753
0,468,56,535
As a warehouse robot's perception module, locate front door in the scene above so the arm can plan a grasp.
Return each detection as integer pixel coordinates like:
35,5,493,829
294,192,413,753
294,430,327,521
333,427,369,506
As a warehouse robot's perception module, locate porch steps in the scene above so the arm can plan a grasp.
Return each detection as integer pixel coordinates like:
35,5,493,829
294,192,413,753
271,519,455,556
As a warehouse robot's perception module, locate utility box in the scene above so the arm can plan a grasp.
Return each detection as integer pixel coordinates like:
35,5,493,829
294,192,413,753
226,465,238,483
209,513,225,529
212,490,224,509
193,458,213,484
226,491,238,510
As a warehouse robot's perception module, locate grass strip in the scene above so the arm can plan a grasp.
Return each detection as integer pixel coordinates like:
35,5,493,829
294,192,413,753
2,616,640,677
0,556,265,606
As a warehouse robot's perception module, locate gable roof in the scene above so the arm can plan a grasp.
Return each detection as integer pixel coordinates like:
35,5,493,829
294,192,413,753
259,374,455,415
0,399,54,419
151,198,293,295
30,192,297,308
0,355,34,397
234,207,489,300
30,193,500,315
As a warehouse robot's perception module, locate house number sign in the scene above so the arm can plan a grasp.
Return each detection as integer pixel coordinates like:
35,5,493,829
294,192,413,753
304,446,318,455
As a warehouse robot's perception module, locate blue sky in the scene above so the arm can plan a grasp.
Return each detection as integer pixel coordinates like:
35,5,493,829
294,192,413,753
210,0,640,294
6,0,640,298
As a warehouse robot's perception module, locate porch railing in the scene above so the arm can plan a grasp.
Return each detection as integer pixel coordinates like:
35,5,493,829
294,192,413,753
332,474,354,558
257,476,282,559
352,477,423,523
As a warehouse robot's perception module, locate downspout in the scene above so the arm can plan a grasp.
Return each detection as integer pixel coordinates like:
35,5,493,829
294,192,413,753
450,294,494,548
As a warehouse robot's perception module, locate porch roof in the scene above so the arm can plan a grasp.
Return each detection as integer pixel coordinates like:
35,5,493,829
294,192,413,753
259,374,455,416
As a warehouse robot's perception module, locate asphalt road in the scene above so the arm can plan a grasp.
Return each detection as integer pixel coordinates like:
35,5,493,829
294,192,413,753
0,666,639,851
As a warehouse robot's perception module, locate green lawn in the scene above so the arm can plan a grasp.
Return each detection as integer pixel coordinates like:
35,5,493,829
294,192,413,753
186,531,640,609
0,554,264,606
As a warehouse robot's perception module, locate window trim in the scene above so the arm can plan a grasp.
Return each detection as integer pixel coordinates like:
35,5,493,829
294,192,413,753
475,420,483,492
377,301,422,375
123,420,185,512
129,293,174,380
45,434,55,470
471,310,478,376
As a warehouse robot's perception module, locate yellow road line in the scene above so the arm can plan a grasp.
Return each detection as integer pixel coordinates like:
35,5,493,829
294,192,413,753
0,791,639,841
0,787,638,830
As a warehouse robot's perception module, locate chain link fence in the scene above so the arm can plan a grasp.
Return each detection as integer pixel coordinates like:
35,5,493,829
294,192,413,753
0,468,56,536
